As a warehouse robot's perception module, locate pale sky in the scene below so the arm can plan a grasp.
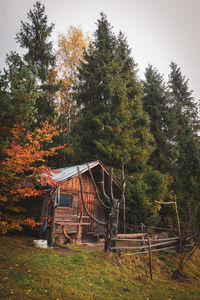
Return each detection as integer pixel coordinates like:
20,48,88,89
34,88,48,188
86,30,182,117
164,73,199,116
0,0,200,100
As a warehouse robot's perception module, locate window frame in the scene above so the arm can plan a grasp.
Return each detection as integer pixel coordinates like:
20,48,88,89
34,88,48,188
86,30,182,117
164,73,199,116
56,187,73,208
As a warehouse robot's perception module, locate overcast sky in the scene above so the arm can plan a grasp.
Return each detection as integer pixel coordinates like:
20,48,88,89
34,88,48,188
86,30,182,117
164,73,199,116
0,0,200,100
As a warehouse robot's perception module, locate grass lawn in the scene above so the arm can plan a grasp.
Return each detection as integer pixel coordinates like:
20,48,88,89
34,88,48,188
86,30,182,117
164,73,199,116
0,235,200,299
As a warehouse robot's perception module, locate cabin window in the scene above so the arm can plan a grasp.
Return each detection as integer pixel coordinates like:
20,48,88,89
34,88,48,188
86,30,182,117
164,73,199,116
60,194,73,207
56,187,73,207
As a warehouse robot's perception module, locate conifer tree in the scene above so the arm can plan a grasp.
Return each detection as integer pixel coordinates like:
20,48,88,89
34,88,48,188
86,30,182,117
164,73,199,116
16,1,55,83
142,65,170,173
167,62,200,229
0,52,38,160
72,13,153,169
16,1,57,122
70,14,168,226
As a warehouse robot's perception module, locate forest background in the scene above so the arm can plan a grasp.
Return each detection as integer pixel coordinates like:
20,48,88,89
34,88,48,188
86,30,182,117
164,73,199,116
1,1,200,235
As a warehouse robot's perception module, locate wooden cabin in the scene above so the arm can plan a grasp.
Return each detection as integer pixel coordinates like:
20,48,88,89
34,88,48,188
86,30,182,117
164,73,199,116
47,161,121,244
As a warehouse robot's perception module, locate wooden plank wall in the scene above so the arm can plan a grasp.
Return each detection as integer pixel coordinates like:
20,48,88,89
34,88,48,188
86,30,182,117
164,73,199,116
55,171,106,242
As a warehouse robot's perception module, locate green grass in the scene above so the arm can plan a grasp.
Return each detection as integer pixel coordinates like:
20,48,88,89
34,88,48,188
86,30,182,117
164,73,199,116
0,236,200,299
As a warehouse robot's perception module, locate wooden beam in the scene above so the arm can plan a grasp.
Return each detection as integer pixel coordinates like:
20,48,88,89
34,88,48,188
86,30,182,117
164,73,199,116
155,200,176,205
55,222,90,225
117,233,148,238
125,246,176,255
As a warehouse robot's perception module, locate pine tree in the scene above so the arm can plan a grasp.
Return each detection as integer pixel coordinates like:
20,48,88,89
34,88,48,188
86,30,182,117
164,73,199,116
72,13,153,170
167,62,200,229
16,1,55,83
0,52,38,161
168,62,198,130
142,65,170,173
69,13,169,227
16,1,57,123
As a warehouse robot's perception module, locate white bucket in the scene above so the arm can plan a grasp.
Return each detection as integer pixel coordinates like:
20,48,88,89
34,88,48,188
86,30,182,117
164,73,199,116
33,239,48,248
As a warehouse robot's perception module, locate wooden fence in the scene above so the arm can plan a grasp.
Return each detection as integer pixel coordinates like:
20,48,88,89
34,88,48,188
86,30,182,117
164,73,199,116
110,232,181,280
110,233,180,255
110,232,195,280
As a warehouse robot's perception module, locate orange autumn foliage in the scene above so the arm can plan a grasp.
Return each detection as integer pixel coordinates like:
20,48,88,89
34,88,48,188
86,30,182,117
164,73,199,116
0,121,64,233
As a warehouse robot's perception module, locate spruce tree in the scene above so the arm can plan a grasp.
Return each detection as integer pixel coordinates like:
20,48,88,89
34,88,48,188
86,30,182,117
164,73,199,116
70,13,168,227
72,13,153,169
16,1,57,122
167,62,200,230
16,1,55,83
0,52,38,132
0,52,38,162
142,65,170,173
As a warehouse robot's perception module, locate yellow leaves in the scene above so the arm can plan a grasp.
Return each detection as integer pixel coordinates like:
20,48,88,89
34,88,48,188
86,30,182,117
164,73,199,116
57,26,89,77
0,195,7,202
49,26,89,117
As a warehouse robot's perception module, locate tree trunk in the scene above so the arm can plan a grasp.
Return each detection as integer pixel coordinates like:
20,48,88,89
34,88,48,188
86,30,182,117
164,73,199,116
49,198,55,247
110,201,119,249
104,212,111,252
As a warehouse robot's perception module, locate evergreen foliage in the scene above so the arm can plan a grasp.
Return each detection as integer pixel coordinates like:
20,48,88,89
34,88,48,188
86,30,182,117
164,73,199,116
167,62,200,229
142,65,170,173
16,1,55,83
16,1,57,123
72,13,153,170
70,13,169,227
1,2,200,233
0,52,38,160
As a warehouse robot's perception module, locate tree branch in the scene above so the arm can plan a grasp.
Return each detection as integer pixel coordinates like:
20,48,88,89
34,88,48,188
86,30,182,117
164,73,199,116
98,168,112,206
77,167,106,226
87,163,110,210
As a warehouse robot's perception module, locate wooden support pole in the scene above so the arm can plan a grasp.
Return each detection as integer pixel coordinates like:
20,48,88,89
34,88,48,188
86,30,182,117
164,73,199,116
78,167,106,226
104,213,111,252
121,162,126,234
148,236,153,280
141,223,145,249
155,198,181,239
174,195,181,237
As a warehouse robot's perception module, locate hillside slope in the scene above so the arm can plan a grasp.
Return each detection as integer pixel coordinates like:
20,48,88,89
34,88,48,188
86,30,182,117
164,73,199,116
0,236,200,299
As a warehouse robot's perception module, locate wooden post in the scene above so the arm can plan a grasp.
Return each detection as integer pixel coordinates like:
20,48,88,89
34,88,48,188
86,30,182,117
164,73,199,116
174,195,181,253
174,195,181,237
104,213,111,252
148,236,153,280
155,198,181,251
40,192,50,239
108,168,121,250
141,223,145,249
121,162,126,234
49,198,56,246
110,201,119,249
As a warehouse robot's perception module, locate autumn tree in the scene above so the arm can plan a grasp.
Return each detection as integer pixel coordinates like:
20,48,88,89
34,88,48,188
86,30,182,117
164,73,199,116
50,26,89,131
0,121,63,234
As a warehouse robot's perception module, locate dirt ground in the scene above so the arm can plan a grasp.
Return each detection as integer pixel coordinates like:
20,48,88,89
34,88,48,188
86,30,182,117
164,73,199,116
18,235,104,256
55,241,105,256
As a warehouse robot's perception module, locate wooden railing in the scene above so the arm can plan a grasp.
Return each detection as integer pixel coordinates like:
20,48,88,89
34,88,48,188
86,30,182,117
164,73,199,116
110,234,180,255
